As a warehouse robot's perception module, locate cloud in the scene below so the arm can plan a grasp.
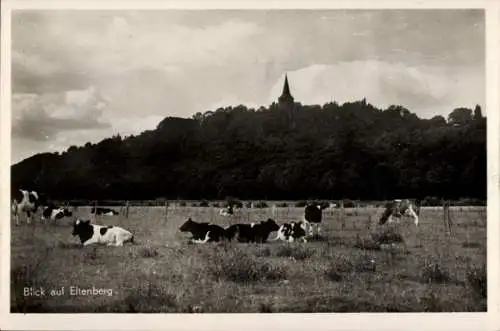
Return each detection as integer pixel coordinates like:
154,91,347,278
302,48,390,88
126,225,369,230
12,86,111,141
268,61,484,118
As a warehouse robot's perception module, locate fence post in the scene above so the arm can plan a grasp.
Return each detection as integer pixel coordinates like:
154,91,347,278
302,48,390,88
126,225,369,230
93,201,97,221
165,201,168,223
340,200,345,230
125,201,130,219
447,201,453,234
443,201,452,235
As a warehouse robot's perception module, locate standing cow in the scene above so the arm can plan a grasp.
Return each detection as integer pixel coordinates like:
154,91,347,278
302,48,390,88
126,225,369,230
379,199,420,226
11,189,41,226
303,203,325,238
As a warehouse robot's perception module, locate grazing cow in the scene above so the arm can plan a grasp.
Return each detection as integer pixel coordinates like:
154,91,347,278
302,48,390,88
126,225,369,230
42,204,73,223
379,199,420,226
179,218,226,243
219,206,234,216
303,203,325,237
72,219,134,247
11,189,41,226
91,207,119,216
273,221,307,243
225,218,280,243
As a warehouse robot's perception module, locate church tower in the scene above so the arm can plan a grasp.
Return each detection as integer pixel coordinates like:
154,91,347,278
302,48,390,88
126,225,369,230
278,74,294,109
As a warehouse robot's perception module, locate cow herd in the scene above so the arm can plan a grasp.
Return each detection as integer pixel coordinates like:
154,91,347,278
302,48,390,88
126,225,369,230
11,188,421,248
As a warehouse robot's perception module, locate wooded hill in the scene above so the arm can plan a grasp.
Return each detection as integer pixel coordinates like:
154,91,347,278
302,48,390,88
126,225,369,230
11,101,486,201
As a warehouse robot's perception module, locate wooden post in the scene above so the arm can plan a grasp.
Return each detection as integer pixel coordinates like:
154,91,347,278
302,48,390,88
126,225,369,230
93,201,97,221
125,200,130,219
443,201,452,234
165,201,168,223
447,202,453,234
340,200,345,230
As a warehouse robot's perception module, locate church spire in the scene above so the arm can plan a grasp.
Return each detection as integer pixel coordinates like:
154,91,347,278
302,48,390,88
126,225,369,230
278,73,294,108
282,74,291,97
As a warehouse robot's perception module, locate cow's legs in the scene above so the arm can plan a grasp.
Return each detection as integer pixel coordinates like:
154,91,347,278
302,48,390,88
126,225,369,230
316,224,321,237
271,228,286,242
83,239,96,246
407,206,419,226
308,223,314,237
26,211,31,225
15,214,19,226
192,231,211,244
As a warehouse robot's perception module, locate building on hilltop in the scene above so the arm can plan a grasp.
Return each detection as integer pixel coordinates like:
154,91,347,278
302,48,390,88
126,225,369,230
278,73,295,110
270,73,299,128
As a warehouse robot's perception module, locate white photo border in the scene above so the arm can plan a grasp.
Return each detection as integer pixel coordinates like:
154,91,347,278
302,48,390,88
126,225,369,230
1,0,498,330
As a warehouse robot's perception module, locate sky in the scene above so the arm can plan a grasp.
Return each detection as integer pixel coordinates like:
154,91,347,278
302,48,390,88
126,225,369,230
11,9,485,164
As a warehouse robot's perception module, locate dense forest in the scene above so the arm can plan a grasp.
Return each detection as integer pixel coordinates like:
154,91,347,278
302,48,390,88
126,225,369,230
11,100,486,202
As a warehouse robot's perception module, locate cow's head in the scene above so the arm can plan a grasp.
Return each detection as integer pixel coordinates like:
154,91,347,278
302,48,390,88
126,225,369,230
179,218,196,232
281,223,293,237
72,219,92,236
54,210,65,220
28,191,39,202
263,218,280,232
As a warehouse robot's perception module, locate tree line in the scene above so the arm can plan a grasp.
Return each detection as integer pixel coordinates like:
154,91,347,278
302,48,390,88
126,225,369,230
11,100,486,202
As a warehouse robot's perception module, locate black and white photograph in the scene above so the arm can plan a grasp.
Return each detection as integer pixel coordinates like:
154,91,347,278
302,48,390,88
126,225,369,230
1,0,498,329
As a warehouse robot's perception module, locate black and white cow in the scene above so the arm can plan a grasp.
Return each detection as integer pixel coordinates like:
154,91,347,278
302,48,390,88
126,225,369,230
225,218,280,243
379,199,420,226
179,218,226,243
219,206,234,216
42,204,73,223
273,221,307,243
303,203,325,237
72,219,134,247
91,207,119,216
11,189,41,226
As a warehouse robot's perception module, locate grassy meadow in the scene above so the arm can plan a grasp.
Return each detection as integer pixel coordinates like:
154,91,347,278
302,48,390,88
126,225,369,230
10,204,487,313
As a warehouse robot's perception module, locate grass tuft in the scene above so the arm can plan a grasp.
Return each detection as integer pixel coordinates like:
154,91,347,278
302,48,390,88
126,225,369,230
421,263,451,284
140,246,159,258
372,228,405,245
275,245,313,260
206,248,287,283
466,265,487,299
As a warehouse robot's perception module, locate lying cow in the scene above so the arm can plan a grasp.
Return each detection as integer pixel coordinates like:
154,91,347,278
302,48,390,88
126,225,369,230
379,199,420,226
225,218,280,243
303,203,325,237
42,204,73,223
91,207,119,216
11,189,41,226
273,221,307,243
179,218,226,243
72,219,134,247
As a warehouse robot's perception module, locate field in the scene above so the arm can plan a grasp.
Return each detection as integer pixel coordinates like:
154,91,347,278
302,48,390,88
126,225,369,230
10,204,487,313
